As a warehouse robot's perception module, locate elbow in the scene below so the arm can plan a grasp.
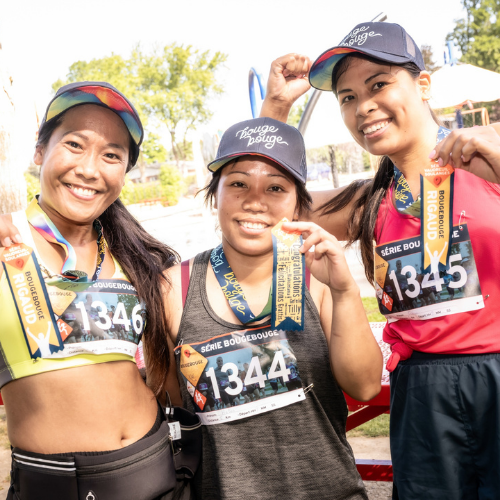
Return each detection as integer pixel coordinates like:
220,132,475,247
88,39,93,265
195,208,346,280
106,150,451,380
350,381,382,403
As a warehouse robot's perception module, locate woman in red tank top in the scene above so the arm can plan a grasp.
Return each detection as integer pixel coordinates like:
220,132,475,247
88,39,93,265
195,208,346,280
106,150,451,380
259,22,500,500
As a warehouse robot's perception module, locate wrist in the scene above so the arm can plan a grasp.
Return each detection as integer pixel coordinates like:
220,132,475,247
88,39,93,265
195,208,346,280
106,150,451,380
260,98,292,123
329,283,360,302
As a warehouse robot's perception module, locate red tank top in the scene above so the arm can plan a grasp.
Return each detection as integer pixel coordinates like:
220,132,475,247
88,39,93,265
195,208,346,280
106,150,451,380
375,169,500,369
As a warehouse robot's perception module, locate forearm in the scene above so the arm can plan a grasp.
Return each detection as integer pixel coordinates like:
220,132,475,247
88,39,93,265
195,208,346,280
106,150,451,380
328,287,382,401
259,97,292,123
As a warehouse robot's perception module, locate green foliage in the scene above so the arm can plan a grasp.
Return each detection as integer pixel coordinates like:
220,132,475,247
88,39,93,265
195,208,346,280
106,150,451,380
120,179,163,205
54,44,227,163
141,133,167,164
25,172,40,203
287,94,310,128
447,0,500,71
347,414,390,438
159,164,184,205
362,297,385,322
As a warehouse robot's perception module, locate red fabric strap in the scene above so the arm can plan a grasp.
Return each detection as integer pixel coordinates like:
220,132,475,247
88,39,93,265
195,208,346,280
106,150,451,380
181,260,190,308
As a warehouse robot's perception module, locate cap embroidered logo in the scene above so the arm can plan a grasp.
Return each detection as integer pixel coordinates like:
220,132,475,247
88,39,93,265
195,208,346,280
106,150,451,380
339,25,382,47
235,125,289,150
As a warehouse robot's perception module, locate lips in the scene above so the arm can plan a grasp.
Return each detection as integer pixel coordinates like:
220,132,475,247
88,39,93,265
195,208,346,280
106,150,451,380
361,119,391,136
65,183,98,198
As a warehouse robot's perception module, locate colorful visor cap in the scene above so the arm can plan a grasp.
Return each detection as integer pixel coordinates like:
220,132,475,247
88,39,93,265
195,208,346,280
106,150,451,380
309,22,425,91
40,82,144,165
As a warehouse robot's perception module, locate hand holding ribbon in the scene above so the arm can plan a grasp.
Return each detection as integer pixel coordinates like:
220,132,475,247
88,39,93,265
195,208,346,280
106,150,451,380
429,125,500,184
281,221,358,296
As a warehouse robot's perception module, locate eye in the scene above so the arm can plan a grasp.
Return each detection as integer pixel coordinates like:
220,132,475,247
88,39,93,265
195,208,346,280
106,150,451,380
66,141,81,149
269,185,285,193
230,181,246,188
372,81,387,91
340,95,354,105
104,152,121,160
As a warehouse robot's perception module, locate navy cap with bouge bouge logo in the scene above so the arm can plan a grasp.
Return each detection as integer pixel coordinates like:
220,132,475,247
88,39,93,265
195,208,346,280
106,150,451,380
310,22,425,91
208,117,307,184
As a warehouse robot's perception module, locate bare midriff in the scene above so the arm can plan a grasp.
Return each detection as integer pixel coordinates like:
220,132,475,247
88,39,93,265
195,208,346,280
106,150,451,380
2,361,157,454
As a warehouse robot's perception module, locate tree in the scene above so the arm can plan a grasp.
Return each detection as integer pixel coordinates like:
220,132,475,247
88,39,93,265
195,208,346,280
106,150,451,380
287,94,310,128
159,164,184,205
0,43,26,214
447,0,500,71
54,44,227,165
421,45,441,74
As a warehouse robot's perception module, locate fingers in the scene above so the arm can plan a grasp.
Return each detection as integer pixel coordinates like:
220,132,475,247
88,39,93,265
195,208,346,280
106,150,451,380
282,221,341,255
272,53,311,80
0,215,22,248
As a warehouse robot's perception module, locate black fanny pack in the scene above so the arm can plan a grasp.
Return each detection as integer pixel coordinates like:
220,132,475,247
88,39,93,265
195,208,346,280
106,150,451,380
9,403,202,500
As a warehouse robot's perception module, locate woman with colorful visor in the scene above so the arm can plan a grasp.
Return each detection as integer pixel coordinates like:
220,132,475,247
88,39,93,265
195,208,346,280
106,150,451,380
0,81,187,500
260,21,500,499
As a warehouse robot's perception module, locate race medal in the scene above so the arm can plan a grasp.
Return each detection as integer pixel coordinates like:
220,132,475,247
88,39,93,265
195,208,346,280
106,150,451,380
1,244,63,359
271,218,305,331
421,160,454,274
175,326,305,425
46,285,77,316
374,224,483,322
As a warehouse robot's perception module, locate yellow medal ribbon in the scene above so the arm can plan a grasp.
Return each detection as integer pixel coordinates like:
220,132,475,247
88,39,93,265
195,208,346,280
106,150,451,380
1,244,64,359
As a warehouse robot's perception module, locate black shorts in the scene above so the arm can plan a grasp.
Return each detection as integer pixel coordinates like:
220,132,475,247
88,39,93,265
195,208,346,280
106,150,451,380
8,406,177,500
391,352,500,499
269,381,278,391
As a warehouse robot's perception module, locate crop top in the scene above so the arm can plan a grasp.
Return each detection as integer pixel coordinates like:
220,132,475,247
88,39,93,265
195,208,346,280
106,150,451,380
0,210,145,389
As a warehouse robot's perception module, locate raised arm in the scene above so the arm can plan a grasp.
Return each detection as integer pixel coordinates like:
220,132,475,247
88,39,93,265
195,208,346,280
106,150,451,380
283,220,382,401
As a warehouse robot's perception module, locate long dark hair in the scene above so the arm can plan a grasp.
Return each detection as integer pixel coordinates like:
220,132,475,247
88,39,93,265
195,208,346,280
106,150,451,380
319,54,440,284
37,112,179,397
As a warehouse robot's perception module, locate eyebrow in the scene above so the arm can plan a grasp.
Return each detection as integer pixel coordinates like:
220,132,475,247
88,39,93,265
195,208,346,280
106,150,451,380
61,131,127,152
337,72,391,95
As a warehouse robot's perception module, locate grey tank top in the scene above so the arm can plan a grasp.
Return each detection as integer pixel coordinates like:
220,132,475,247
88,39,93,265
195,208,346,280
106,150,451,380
176,250,367,500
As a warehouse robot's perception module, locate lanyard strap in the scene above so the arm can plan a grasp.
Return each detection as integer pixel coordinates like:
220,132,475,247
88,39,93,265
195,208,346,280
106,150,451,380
25,197,106,281
209,244,271,324
393,126,451,216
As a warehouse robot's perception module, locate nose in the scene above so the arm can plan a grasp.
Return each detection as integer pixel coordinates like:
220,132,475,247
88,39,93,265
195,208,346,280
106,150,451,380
241,186,266,213
356,95,378,118
74,152,101,180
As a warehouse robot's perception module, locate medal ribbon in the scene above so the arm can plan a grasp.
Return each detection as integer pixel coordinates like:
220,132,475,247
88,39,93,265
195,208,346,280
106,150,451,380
210,244,272,324
392,126,454,274
25,197,105,281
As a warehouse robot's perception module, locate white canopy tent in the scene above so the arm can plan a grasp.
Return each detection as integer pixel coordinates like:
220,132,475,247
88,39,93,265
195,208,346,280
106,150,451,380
430,63,500,109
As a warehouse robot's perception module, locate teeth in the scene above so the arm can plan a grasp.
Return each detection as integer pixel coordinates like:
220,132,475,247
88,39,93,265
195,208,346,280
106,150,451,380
364,121,389,135
69,185,97,197
240,221,267,229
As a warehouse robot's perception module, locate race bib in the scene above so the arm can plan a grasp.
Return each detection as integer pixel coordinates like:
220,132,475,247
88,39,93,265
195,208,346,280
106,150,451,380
175,326,305,425
374,224,483,322
47,279,145,358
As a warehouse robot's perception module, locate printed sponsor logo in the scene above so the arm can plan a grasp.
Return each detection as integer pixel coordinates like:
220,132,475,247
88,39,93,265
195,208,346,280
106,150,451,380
235,125,288,150
339,25,382,47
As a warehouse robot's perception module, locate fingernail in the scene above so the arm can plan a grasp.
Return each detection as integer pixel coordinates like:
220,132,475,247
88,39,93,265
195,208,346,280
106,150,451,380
438,157,443,167
13,234,22,244
2,238,12,247
428,149,436,159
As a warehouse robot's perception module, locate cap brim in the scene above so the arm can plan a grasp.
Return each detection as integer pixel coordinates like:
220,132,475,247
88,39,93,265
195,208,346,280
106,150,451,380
310,46,411,91
46,86,143,147
208,152,306,184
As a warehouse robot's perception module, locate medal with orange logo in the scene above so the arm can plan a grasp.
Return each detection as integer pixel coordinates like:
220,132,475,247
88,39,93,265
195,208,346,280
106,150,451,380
0,244,63,359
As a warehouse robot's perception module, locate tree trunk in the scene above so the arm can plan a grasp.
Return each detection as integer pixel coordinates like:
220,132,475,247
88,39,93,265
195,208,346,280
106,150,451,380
328,145,340,189
0,44,26,214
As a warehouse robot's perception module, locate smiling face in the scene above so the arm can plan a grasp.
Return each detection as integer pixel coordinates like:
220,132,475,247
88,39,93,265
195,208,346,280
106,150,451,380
335,57,432,158
215,156,298,257
34,104,130,225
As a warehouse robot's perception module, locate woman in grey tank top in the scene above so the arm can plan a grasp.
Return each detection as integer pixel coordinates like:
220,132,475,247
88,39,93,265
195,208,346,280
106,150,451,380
163,118,383,499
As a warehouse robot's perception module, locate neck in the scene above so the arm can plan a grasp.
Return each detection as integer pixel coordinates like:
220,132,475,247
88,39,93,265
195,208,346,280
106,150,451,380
390,119,439,196
37,196,97,247
221,237,273,286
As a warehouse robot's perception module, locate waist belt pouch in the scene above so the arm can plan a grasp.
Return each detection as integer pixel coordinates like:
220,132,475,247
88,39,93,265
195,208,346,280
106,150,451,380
167,407,202,480
75,420,176,500
10,449,79,500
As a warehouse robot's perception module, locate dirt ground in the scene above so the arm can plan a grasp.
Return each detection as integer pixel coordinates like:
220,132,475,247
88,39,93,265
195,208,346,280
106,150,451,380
0,410,393,500
349,436,393,500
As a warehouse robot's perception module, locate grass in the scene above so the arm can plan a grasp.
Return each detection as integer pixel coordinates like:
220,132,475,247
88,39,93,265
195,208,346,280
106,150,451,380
362,297,386,322
347,413,390,438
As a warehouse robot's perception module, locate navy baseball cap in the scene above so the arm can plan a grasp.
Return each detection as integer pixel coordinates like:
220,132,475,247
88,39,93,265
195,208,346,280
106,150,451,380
208,118,307,184
39,81,144,166
310,22,425,91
